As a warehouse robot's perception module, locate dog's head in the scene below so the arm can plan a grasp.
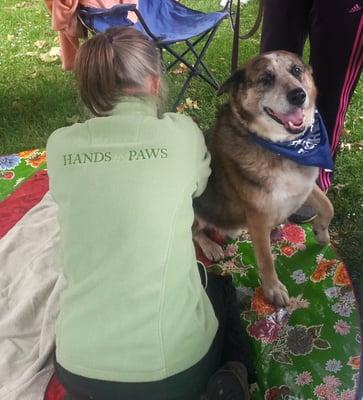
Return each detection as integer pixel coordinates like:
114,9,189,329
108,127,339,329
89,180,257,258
219,51,317,142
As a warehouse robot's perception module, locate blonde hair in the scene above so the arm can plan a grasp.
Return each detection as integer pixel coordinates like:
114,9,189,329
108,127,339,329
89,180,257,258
75,27,164,116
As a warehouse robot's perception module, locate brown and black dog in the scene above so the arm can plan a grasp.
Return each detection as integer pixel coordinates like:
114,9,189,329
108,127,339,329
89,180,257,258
193,51,334,307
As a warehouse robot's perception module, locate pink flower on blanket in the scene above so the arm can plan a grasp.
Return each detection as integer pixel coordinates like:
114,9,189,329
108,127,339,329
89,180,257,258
322,375,341,389
224,243,238,257
339,389,356,400
334,320,350,335
247,318,282,343
295,371,312,386
281,224,305,244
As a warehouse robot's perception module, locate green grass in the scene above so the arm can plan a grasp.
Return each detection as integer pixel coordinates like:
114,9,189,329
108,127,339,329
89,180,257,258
0,0,362,287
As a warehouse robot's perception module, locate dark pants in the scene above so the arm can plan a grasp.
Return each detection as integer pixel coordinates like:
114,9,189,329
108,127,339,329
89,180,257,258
55,271,254,400
261,0,363,190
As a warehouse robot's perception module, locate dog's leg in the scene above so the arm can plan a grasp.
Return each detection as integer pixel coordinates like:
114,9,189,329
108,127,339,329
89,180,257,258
193,231,225,261
247,216,289,306
305,184,334,245
220,227,248,240
192,217,225,261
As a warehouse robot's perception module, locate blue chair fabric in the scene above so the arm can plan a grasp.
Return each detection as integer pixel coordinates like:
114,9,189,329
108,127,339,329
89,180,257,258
80,2,227,44
78,1,230,109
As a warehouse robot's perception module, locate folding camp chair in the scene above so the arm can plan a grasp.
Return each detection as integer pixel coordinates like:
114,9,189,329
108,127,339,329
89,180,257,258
78,1,230,110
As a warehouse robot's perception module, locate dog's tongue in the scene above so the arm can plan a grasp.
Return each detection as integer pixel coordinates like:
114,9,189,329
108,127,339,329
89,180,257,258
275,109,305,127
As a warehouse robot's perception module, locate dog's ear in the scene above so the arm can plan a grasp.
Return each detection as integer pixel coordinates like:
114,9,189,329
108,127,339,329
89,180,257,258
217,69,246,96
305,64,313,74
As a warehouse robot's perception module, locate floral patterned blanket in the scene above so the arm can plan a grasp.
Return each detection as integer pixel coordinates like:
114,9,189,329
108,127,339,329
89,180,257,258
0,150,360,400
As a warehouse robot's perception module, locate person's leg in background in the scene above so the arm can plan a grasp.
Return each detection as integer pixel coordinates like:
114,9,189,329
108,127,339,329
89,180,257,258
260,0,362,221
260,0,312,54
201,271,254,399
309,0,363,190
205,272,255,381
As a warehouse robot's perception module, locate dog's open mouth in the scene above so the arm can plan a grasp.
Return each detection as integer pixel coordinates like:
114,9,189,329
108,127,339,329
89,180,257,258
264,107,306,134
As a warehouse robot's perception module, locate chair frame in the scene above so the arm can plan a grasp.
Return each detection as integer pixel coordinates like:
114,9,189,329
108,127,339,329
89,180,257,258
78,1,264,109
78,1,231,110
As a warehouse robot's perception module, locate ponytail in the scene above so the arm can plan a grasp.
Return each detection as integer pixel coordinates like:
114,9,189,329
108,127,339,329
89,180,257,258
75,28,163,116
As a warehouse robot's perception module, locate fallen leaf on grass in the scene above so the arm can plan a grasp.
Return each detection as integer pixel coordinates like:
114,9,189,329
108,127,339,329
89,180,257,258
340,142,352,151
176,104,186,113
331,183,347,192
171,63,188,75
7,34,15,41
39,53,58,63
176,97,200,113
34,40,46,49
30,68,39,78
39,47,60,63
49,46,60,56
66,115,81,124
340,141,363,151
185,97,199,109
7,1,30,9
14,52,37,58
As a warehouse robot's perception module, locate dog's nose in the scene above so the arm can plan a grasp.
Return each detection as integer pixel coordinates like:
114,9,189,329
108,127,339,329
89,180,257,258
287,88,306,106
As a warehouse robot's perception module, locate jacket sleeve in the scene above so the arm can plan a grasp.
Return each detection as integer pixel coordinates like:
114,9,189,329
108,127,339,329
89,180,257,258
193,127,211,198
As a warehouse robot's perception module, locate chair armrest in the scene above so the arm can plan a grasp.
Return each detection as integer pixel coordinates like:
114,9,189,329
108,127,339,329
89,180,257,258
78,4,159,42
79,3,137,17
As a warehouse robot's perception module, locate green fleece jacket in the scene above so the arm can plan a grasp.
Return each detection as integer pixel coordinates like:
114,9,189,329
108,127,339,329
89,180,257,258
46,97,218,383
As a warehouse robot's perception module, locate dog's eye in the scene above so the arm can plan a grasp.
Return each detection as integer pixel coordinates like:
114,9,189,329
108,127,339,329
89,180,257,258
291,65,303,78
258,72,275,86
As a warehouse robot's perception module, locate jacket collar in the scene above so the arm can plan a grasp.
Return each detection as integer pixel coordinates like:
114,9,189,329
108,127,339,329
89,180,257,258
110,96,158,117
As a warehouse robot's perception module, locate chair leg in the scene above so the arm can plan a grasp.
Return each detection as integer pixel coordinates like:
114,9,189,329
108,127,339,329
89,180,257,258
167,31,210,71
172,73,194,111
166,25,222,110
185,40,220,88
185,25,220,89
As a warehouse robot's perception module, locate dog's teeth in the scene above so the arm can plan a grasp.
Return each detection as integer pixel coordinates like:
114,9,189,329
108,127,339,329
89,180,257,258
288,120,305,130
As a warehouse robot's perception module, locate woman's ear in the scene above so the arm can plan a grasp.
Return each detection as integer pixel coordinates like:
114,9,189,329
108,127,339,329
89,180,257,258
217,69,245,95
150,74,160,96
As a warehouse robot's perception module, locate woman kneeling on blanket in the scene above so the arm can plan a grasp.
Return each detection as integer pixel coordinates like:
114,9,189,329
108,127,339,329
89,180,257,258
47,27,255,400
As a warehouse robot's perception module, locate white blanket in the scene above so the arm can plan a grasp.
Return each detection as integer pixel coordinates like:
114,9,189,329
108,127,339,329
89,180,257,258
0,192,63,400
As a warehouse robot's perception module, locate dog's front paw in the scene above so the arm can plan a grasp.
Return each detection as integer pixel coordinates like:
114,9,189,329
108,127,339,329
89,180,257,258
194,233,225,261
262,280,290,307
314,229,330,245
313,225,330,245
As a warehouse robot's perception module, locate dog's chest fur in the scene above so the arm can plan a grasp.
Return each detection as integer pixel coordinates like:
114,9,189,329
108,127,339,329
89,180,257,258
259,158,318,222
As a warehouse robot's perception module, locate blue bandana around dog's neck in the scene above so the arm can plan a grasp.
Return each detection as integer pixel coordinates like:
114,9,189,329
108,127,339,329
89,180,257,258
250,110,334,170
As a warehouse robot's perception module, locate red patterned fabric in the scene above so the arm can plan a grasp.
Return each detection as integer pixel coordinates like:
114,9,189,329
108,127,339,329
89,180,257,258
0,170,49,239
0,169,65,399
44,375,66,400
